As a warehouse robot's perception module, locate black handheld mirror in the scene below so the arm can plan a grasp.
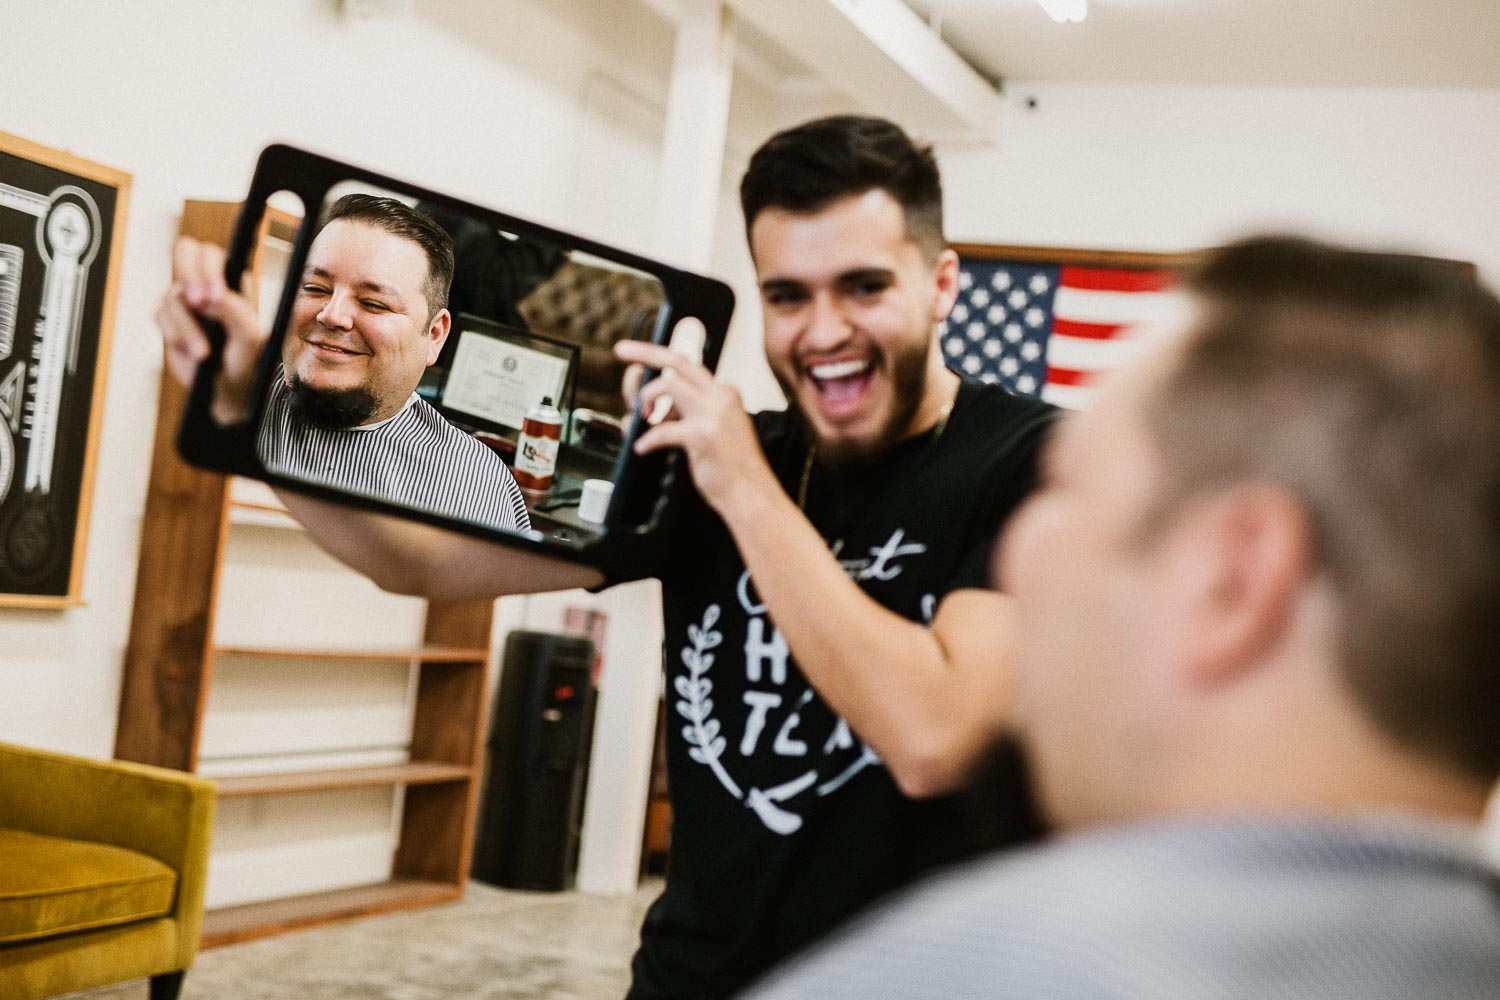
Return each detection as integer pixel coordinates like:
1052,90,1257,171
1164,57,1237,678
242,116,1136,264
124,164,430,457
178,145,733,575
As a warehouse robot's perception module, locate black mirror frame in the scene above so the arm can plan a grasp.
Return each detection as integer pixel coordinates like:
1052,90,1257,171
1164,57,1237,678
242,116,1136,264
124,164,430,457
178,144,734,577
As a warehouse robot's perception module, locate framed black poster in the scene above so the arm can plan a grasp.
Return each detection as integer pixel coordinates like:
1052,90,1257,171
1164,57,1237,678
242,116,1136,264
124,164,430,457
0,132,130,607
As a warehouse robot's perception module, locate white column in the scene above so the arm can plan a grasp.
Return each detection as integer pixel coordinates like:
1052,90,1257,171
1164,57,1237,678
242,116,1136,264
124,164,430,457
652,0,736,269
573,579,667,895
575,0,736,896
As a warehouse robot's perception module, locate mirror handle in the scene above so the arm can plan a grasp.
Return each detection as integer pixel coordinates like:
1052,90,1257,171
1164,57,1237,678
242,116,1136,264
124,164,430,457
175,197,268,476
176,318,258,473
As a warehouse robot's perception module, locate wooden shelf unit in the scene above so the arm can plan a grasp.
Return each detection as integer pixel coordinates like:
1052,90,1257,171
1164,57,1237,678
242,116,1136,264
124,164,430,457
214,762,473,798
116,199,498,948
212,644,492,663
200,879,460,948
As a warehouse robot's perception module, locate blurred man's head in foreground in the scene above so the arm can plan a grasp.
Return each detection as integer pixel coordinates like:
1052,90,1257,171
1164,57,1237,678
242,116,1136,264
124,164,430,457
998,235,1500,831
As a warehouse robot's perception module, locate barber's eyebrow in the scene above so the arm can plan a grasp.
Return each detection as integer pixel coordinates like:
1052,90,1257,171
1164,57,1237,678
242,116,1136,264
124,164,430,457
759,267,896,294
758,276,805,295
836,266,896,286
303,265,403,299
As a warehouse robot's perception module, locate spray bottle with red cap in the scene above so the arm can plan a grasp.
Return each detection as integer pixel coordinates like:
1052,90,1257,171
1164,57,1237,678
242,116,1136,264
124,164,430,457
513,395,563,499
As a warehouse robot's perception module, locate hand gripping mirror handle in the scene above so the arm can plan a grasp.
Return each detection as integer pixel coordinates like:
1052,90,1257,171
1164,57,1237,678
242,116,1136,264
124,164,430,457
175,197,269,477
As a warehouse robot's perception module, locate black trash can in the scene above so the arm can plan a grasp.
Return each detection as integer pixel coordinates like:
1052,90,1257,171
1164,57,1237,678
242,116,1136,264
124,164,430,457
471,630,598,891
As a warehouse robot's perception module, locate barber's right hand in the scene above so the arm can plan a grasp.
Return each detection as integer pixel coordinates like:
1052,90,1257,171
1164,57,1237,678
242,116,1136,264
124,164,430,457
155,237,266,425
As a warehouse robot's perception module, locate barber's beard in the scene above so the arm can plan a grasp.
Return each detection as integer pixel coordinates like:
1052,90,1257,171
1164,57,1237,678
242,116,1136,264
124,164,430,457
286,373,379,430
789,338,930,469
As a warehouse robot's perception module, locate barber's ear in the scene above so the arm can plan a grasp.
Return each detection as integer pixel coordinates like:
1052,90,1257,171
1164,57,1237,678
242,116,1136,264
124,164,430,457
426,309,452,365
1178,485,1314,687
931,249,961,323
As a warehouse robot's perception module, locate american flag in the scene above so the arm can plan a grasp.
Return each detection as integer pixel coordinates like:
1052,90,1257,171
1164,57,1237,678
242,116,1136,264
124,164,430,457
942,259,1184,410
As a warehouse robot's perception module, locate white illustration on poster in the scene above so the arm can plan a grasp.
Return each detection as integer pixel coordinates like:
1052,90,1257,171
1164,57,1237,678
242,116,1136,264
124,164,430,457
0,363,22,433
0,243,21,359
0,179,102,579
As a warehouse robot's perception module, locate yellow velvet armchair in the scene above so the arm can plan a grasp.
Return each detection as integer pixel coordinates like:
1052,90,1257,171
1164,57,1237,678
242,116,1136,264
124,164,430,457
0,742,214,1000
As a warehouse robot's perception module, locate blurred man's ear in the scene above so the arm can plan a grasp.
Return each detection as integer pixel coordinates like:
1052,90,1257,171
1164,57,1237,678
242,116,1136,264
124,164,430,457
425,308,452,366
1176,485,1315,687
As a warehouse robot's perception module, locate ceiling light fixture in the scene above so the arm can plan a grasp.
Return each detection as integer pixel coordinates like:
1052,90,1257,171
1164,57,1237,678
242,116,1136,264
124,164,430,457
1037,0,1087,23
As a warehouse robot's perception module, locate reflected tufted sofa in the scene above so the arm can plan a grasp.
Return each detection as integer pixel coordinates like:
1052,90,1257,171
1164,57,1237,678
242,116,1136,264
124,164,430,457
0,742,214,1000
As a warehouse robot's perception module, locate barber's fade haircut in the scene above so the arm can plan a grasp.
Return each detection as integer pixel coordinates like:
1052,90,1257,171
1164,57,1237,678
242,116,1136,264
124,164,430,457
322,193,455,320
740,114,946,263
1150,235,1500,782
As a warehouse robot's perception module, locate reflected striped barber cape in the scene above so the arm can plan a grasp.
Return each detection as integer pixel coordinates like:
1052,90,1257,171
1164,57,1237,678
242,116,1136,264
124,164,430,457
257,373,531,532
942,258,1186,410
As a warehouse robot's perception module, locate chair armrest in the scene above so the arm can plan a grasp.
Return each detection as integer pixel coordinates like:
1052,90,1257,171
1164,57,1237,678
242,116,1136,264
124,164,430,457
0,742,216,965
0,741,214,891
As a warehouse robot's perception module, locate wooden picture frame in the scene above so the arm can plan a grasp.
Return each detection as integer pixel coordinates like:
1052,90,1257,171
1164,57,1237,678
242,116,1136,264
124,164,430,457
951,243,1203,271
0,132,130,608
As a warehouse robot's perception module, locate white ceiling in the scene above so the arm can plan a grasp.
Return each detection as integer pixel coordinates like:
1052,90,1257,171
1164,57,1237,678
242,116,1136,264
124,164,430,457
898,0,1500,88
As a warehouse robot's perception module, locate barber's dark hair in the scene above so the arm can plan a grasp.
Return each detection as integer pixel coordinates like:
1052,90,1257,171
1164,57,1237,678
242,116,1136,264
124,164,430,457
1150,235,1500,782
322,193,455,319
740,115,945,262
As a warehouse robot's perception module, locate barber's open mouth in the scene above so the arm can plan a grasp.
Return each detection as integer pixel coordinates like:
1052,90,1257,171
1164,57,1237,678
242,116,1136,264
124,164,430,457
808,358,875,414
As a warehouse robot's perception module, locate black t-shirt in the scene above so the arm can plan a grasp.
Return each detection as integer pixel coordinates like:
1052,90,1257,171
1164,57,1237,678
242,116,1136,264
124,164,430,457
626,378,1057,1000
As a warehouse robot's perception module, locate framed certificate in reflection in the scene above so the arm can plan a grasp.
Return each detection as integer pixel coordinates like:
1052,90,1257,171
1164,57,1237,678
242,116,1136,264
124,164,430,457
438,314,578,436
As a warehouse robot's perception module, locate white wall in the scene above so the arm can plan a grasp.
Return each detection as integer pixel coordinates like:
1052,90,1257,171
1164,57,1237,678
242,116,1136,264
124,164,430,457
0,0,679,753
939,82,1500,284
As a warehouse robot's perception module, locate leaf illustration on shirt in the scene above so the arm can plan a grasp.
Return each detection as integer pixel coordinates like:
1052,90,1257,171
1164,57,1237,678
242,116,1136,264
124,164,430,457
676,604,742,799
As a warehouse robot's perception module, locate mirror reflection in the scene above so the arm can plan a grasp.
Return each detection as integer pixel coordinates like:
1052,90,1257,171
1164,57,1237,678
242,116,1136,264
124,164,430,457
253,181,668,545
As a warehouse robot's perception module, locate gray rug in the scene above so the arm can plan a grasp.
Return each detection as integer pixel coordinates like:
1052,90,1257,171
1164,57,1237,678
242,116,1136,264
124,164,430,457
66,881,661,1000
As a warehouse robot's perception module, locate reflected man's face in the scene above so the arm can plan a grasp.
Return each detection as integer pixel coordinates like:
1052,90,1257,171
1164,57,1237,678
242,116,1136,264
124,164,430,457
283,219,450,426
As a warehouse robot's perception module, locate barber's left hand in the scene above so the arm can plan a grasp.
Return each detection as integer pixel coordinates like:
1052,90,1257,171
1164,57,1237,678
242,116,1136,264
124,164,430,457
614,340,777,516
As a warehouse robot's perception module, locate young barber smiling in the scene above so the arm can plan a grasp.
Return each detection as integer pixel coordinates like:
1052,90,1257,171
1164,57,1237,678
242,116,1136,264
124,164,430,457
618,186,993,796
611,116,1055,999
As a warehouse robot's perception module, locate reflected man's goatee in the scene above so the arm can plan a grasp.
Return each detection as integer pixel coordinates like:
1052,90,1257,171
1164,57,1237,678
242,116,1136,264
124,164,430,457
286,375,379,430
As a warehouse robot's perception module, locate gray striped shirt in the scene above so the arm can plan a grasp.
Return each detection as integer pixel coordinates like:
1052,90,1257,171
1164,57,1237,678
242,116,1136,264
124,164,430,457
257,375,529,532
743,815,1500,999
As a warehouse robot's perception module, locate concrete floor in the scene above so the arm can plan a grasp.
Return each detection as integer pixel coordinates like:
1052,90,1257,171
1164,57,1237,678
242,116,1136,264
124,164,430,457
64,879,662,1000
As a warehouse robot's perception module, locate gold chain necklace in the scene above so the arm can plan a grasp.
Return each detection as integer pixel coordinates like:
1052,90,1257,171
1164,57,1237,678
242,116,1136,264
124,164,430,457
796,389,957,511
